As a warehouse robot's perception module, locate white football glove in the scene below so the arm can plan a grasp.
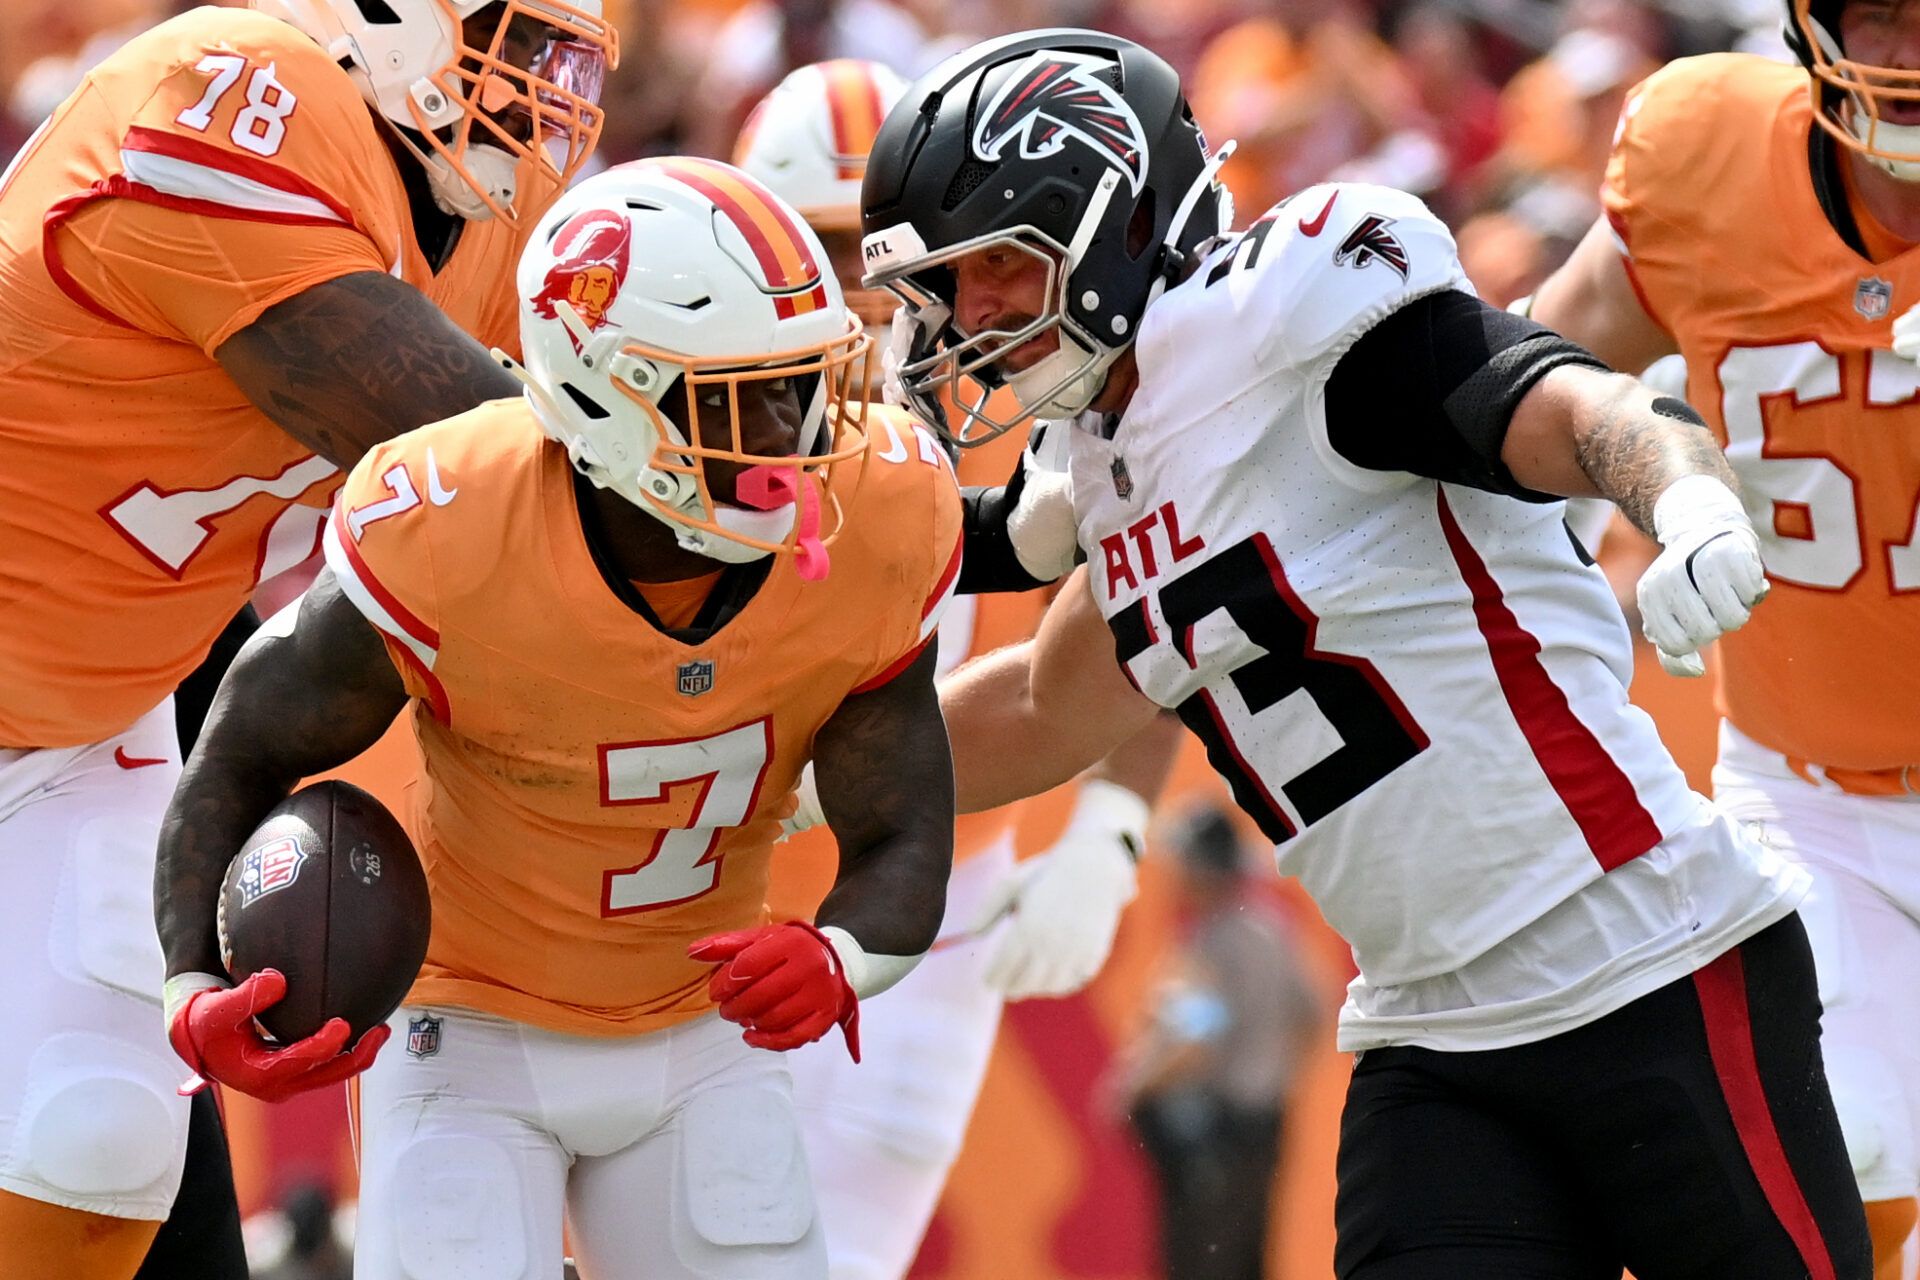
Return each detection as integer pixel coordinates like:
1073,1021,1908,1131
1635,475,1768,677
969,780,1146,1000
1893,301,1920,363
1005,422,1079,583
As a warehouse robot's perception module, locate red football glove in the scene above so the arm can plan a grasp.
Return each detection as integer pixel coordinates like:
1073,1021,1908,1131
165,970,389,1103
688,921,861,1061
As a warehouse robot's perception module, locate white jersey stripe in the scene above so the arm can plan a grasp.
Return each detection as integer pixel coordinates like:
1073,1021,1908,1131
322,512,438,672
118,148,346,224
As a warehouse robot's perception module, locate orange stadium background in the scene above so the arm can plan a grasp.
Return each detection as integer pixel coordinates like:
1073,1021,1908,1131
221,625,1718,1280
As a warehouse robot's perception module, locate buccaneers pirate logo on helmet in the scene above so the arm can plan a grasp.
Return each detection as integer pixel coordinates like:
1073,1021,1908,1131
971,50,1150,195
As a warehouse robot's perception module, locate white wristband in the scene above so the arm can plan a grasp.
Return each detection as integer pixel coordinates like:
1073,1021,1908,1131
1069,779,1152,862
782,763,825,838
162,971,229,1029
818,924,923,1000
1652,475,1747,546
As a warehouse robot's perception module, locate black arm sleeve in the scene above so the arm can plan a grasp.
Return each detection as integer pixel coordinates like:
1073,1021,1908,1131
1322,288,1609,501
956,445,1059,594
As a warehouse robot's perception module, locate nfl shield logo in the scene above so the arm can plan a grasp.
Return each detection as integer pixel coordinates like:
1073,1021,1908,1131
1110,456,1135,501
406,1014,441,1059
1856,277,1894,320
236,836,307,907
676,659,714,697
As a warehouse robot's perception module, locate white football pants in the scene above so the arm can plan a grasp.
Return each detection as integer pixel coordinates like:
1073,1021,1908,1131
0,699,188,1219
354,1006,824,1280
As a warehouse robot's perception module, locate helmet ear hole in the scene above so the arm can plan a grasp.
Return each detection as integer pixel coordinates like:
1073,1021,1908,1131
1125,188,1157,259
559,383,612,421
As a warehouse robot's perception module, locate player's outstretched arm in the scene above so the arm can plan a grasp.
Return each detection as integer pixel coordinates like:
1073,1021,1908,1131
1525,215,1678,374
215,271,523,469
969,712,1184,1001
940,567,1161,814
1504,364,1767,676
155,568,407,983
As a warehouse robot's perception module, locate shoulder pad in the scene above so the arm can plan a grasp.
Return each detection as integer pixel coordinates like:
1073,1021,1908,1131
1604,54,1795,249
113,9,394,238
1204,183,1470,370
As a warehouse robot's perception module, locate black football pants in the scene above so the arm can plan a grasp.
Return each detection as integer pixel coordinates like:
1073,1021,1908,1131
1335,913,1870,1279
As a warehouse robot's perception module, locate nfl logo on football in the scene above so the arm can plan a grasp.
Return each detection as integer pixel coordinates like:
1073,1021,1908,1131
406,1013,442,1059
677,659,714,697
1856,276,1894,321
236,836,307,907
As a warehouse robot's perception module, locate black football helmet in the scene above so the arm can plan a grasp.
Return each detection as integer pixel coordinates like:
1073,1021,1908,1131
860,30,1232,446
1784,0,1920,178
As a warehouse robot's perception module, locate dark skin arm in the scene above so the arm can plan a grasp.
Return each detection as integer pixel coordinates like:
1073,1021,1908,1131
810,642,955,958
156,569,408,978
215,271,523,470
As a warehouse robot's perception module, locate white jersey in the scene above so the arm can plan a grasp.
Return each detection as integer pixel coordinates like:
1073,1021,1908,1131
1069,183,1808,1052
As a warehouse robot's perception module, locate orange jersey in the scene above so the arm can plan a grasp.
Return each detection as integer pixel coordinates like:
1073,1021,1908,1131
766,404,1055,923
1604,54,1920,771
0,7,535,748
322,398,964,1036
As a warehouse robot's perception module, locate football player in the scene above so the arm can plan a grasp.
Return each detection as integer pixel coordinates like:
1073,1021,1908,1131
735,59,1180,1279
154,158,965,1280
1527,1,1920,1272
865,28,1871,1278
0,2,614,1277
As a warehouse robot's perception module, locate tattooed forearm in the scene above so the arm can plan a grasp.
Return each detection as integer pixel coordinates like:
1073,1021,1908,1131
1571,374,1737,538
812,643,954,957
155,572,408,977
216,271,521,469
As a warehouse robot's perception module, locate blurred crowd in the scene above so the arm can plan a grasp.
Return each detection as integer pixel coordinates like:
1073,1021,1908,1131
2,0,1791,303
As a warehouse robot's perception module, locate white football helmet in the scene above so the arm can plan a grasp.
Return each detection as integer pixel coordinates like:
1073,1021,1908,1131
734,59,910,355
504,159,873,574
252,0,616,223
733,59,910,231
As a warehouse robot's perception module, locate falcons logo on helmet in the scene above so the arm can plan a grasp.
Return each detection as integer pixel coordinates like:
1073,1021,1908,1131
1333,215,1410,280
971,50,1149,195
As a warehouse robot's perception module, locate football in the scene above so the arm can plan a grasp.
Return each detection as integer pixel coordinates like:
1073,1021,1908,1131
216,780,431,1045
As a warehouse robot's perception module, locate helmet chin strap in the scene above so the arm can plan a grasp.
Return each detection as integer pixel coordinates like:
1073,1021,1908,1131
381,113,518,221
1007,337,1116,419
423,144,518,220
1848,110,1920,181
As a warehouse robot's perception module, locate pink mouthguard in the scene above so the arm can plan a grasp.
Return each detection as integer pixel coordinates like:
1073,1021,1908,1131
735,465,829,581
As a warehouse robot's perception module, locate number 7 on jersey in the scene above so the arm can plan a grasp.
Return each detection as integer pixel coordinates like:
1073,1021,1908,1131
597,719,776,915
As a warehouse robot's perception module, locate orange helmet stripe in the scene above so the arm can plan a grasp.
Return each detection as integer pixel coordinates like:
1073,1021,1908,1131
820,60,887,181
647,157,829,318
